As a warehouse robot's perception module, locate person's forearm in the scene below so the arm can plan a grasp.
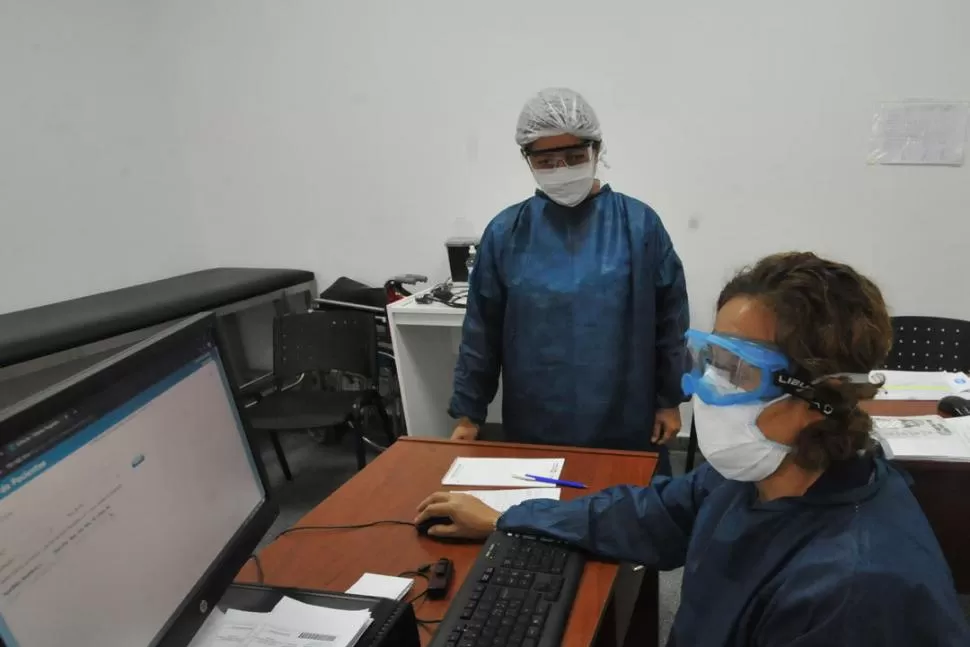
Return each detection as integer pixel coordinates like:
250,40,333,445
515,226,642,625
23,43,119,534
448,389,489,426
497,485,690,569
655,348,687,409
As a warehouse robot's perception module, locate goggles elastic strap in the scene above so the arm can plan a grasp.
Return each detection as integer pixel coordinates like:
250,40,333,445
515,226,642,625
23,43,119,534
773,371,869,418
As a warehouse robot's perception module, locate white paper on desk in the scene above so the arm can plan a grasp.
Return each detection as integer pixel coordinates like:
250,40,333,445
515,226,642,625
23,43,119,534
454,488,561,512
872,415,970,461
194,603,373,647
270,598,373,646
868,101,969,166
441,457,564,487
345,573,414,600
870,370,970,400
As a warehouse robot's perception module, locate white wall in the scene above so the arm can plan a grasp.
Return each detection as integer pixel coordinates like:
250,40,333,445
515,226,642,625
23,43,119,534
0,0,204,314
5,1,970,327
159,0,970,328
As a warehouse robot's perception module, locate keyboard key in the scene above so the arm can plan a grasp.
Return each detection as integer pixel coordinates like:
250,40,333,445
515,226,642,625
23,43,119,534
501,588,526,601
526,626,541,639
459,641,476,647
522,640,536,647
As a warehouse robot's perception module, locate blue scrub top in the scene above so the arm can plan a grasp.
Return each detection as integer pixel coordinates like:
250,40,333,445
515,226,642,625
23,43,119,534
449,185,689,451
500,457,970,646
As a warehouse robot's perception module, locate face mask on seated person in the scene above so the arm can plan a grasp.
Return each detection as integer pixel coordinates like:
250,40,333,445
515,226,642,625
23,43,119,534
692,394,793,482
531,160,596,207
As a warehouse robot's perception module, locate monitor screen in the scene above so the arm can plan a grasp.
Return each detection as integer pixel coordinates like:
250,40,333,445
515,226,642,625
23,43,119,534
0,320,267,646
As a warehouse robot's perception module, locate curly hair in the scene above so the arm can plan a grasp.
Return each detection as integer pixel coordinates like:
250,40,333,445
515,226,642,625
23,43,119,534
717,252,893,470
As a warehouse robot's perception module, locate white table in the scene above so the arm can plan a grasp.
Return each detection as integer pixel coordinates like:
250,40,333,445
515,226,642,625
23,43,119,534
387,288,503,437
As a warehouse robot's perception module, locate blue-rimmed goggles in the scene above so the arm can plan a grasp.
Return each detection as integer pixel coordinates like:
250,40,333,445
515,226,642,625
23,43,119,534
680,329,869,416
681,330,792,406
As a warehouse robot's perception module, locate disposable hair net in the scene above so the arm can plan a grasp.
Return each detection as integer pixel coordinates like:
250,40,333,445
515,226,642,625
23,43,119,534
515,88,603,147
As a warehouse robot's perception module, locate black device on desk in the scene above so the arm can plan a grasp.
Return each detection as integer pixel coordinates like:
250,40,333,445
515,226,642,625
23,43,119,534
0,313,416,647
429,531,586,647
938,395,970,417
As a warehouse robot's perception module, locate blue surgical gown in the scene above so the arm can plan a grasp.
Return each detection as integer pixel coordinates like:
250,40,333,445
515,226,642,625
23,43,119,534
449,185,689,452
499,457,970,646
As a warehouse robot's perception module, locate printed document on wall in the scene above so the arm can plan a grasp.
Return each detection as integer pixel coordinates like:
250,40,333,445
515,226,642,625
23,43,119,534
868,101,969,166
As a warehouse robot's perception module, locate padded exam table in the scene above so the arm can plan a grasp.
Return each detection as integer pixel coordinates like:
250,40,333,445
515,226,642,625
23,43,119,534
0,267,315,411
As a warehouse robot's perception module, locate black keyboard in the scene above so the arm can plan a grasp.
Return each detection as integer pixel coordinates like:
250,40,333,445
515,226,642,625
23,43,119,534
428,531,586,647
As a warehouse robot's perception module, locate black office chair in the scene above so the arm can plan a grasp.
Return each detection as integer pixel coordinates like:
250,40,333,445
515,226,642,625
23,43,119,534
245,310,395,479
884,316,970,372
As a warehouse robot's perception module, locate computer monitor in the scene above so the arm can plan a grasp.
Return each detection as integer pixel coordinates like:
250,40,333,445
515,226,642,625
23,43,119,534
0,313,277,647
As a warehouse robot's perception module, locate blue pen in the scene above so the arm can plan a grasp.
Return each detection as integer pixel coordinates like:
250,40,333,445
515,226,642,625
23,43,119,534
516,473,587,489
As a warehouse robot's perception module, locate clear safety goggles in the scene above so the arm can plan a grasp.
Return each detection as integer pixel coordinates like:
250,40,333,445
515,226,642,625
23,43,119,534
680,329,871,414
522,143,594,171
681,330,791,406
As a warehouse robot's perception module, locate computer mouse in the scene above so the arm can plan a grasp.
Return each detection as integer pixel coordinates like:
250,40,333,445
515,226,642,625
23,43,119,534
938,395,970,417
416,515,453,536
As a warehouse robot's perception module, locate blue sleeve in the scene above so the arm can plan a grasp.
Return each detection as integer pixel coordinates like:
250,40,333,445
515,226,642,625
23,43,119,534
652,221,689,409
448,223,506,424
756,570,970,646
497,463,723,570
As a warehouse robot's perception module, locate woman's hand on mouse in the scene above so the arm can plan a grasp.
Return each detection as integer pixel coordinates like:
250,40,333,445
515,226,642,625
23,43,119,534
415,492,500,540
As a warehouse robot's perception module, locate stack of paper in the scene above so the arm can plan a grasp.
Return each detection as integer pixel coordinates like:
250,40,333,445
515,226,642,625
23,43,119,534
346,573,414,601
453,488,561,512
870,370,970,401
441,457,564,487
872,415,970,461
188,596,373,647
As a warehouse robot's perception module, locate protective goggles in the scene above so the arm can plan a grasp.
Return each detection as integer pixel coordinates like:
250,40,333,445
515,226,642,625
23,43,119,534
521,142,595,170
680,329,869,415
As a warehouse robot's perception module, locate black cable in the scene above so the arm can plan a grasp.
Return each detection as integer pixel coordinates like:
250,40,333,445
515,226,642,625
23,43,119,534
398,566,431,605
416,616,445,624
399,564,444,625
415,281,468,309
247,554,264,584
274,519,415,540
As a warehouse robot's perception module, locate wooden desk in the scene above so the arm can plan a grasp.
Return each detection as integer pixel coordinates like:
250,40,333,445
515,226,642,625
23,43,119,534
865,400,970,592
236,437,660,647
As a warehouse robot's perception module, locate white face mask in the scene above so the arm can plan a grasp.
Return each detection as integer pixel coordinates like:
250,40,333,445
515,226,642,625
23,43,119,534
531,160,596,207
692,394,793,482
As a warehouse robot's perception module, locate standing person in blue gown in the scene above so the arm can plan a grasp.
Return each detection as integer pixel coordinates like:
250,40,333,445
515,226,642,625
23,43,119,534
424,252,970,646
449,87,689,475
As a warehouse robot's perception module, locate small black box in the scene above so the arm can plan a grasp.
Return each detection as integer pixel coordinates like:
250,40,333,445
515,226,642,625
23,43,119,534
446,237,480,283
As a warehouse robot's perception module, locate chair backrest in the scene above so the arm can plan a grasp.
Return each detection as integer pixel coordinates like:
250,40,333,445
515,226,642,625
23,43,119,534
273,310,376,380
885,316,970,372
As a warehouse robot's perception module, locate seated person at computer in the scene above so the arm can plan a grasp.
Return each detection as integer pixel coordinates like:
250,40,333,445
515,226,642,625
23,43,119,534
449,87,689,476
418,252,970,646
